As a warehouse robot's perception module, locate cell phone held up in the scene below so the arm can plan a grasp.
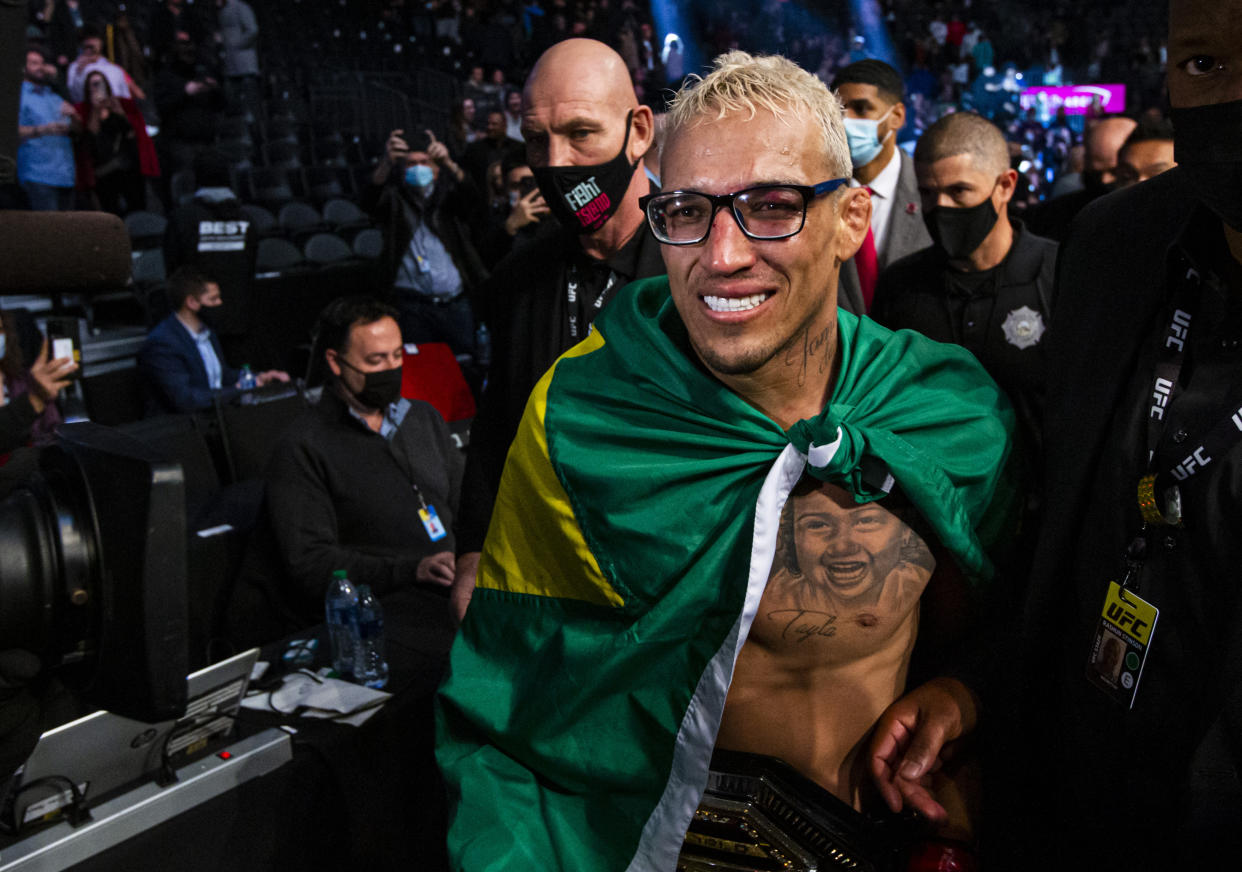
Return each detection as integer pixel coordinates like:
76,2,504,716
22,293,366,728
45,317,82,380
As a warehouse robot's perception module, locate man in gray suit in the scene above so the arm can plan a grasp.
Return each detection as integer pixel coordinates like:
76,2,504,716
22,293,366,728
832,60,931,315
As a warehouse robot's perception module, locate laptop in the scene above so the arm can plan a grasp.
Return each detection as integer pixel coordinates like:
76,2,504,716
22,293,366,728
2,648,260,832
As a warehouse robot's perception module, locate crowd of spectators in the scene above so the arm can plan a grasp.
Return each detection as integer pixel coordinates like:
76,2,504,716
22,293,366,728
4,0,1235,866
14,0,1174,225
6,0,1184,627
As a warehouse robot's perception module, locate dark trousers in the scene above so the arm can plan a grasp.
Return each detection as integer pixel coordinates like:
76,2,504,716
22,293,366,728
395,291,475,358
21,181,73,211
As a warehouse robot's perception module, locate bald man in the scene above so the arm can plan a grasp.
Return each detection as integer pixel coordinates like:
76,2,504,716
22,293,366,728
872,111,1057,495
451,39,665,618
1026,113,1138,240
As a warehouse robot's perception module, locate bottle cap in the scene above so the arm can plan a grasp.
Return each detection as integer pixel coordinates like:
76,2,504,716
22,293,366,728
333,569,347,579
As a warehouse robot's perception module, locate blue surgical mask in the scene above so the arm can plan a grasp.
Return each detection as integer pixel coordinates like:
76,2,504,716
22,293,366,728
405,164,435,188
843,105,895,169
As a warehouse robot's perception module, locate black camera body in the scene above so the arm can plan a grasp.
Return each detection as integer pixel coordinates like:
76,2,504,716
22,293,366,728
0,423,189,723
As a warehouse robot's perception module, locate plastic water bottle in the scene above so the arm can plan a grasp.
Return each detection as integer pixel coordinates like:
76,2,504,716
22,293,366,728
239,364,257,390
324,569,359,677
353,585,389,689
474,323,491,369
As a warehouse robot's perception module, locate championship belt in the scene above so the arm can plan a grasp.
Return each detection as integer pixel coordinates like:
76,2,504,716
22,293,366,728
678,751,924,872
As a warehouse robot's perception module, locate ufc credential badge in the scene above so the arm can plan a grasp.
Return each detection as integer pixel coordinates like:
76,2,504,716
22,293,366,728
1086,581,1159,709
420,505,447,542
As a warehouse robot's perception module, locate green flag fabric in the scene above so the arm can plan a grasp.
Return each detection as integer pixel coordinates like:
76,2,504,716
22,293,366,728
437,275,1015,871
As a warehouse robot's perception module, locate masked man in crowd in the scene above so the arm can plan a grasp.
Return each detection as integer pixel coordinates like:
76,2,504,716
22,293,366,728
831,59,931,314
451,38,664,619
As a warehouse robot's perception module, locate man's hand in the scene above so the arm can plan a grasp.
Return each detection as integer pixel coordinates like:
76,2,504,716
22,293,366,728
385,129,410,167
417,551,456,587
449,551,480,625
425,129,465,181
26,338,77,414
504,188,550,236
868,676,979,824
425,129,450,165
255,369,291,387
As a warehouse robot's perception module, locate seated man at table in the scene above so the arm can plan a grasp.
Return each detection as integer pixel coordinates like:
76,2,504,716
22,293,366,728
138,266,288,414
259,296,464,626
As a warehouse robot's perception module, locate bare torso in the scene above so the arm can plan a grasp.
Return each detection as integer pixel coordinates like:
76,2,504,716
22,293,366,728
715,481,935,806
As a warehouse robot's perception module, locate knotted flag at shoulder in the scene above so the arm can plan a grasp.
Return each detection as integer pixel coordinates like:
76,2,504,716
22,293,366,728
436,275,1015,871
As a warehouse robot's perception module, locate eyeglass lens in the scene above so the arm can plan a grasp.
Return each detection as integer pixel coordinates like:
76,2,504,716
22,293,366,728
649,187,807,243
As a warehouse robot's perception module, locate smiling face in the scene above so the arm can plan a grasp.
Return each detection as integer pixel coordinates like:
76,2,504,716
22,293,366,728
658,109,864,379
792,484,906,605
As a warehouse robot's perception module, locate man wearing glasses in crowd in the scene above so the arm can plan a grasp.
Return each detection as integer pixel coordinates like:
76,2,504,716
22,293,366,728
438,52,1013,869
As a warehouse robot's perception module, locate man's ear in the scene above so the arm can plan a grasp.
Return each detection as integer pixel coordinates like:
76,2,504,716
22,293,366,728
994,167,1019,209
629,104,655,163
834,187,873,263
325,348,342,379
889,101,907,133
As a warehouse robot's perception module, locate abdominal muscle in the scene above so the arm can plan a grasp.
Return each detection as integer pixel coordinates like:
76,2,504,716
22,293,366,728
715,587,921,806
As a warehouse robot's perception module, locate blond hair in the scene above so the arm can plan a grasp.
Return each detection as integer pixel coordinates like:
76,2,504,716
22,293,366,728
664,51,852,180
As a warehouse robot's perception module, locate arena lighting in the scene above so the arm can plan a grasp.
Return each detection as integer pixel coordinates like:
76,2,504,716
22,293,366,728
648,1,899,85
847,0,899,71
649,0,699,83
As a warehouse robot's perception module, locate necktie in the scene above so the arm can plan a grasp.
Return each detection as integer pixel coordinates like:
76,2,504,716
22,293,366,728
855,186,878,313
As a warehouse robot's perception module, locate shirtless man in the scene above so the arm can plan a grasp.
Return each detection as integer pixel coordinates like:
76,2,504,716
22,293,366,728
717,481,936,804
437,51,1011,870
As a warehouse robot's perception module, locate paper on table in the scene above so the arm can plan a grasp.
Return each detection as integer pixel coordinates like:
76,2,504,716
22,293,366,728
242,672,391,727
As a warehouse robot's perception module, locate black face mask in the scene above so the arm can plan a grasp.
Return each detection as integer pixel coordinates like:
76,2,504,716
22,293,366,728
532,110,636,234
197,304,222,329
924,196,1000,260
1171,98,1242,231
337,358,403,410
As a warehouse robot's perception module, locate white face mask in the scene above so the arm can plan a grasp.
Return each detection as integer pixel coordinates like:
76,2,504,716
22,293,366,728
842,104,896,169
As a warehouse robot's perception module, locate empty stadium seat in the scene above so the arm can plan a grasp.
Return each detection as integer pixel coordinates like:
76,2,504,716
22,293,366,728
263,139,304,169
249,166,304,209
303,232,354,265
131,248,167,286
255,237,306,273
305,166,355,203
170,168,197,206
240,203,278,237
322,197,369,232
353,227,383,259
277,201,326,241
124,210,168,250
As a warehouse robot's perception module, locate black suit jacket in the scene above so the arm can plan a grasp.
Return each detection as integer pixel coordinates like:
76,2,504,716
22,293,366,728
137,313,241,414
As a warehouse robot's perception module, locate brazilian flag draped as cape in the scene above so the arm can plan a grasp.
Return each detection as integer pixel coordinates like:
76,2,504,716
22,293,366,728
437,276,1014,871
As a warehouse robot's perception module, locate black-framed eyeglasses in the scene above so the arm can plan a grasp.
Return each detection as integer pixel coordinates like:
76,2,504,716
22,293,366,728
639,179,848,245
